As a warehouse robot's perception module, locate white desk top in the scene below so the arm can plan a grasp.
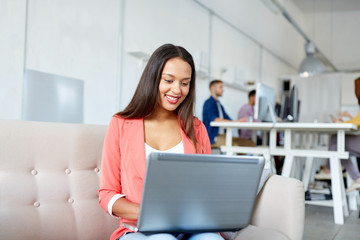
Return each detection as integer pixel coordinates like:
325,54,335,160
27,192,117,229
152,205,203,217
210,121,358,132
210,121,273,130
274,122,358,132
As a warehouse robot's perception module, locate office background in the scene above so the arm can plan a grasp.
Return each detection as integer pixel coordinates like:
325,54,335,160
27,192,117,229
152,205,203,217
1,0,360,125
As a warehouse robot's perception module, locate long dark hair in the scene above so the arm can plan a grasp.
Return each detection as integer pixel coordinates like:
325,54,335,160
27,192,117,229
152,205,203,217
355,77,360,105
116,44,201,152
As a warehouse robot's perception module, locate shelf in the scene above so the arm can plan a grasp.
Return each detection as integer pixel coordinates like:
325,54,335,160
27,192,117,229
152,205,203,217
305,200,334,207
128,51,150,60
222,81,255,92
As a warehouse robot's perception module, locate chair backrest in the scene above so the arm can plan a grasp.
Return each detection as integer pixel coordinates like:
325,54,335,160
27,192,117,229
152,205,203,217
250,175,305,240
0,120,118,240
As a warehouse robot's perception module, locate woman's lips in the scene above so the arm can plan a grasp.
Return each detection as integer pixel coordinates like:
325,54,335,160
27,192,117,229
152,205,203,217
166,95,180,104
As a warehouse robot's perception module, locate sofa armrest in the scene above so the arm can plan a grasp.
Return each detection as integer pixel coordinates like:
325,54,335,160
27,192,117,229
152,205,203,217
250,175,305,240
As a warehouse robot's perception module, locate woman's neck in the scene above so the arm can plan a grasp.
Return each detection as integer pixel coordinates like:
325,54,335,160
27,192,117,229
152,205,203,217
146,107,177,122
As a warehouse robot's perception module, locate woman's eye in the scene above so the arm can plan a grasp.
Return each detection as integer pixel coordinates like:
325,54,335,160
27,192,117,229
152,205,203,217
164,79,173,83
181,82,189,86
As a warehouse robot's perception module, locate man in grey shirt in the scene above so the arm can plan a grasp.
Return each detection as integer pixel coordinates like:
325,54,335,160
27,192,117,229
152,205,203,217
237,90,257,139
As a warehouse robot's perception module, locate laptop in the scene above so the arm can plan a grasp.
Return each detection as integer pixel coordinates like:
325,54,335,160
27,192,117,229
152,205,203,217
122,153,264,233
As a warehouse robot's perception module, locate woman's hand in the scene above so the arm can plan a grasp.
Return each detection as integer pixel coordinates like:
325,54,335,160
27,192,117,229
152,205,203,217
334,118,344,123
340,111,353,119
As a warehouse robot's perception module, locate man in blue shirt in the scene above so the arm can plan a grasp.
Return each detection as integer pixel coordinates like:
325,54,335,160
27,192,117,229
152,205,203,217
202,80,254,148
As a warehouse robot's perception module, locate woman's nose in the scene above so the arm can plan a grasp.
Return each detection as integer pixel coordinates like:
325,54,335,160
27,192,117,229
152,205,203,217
171,82,181,94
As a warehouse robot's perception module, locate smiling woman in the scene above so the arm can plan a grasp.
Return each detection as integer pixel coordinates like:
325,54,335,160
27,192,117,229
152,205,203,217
158,58,191,112
146,57,192,151
98,44,219,240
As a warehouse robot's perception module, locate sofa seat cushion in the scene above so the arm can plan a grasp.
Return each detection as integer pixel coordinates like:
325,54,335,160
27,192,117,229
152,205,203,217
234,225,290,240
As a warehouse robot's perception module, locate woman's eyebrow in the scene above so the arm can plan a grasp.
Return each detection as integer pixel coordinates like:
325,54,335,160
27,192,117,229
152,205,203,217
162,73,174,77
162,73,191,80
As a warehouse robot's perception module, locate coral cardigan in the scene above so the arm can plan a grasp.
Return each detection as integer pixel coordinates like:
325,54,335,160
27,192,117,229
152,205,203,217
99,116,211,240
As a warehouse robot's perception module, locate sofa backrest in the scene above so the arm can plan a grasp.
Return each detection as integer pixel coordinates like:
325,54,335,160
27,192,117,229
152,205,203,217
0,120,118,240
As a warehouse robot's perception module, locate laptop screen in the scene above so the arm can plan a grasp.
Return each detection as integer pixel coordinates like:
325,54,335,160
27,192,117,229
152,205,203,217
135,153,264,233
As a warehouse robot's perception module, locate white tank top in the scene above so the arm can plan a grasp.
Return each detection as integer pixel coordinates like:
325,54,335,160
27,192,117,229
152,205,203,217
145,141,184,162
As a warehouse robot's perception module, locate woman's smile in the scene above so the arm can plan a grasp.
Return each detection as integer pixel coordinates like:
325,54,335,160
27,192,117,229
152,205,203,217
165,94,181,104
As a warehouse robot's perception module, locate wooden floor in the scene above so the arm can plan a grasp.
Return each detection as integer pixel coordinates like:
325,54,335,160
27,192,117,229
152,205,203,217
304,204,360,240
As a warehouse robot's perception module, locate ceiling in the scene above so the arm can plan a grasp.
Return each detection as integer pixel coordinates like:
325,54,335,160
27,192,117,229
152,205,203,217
293,0,360,13
199,0,360,72
292,0,360,72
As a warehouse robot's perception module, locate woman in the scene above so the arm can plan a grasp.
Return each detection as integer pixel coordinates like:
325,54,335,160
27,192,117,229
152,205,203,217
98,44,223,240
317,77,360,192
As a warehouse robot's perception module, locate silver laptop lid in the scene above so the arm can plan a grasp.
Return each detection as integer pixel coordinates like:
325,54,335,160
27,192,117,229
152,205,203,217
137,153,265,233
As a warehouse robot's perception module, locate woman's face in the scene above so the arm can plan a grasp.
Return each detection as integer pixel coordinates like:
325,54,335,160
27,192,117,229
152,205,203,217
158,57,192,112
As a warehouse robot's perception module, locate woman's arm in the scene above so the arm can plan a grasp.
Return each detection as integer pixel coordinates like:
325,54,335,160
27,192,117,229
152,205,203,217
340,111,353,119
99,117,123,215
343,111,360,127
195,119,211,154
112,198,140,220
99,117,141,220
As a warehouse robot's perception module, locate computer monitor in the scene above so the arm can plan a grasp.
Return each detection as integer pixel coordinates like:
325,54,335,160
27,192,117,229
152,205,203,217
289,84,301,122
280,84,301,122
254,83,277,123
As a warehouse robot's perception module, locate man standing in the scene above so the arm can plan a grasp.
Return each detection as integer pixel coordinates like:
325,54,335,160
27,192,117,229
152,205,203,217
202,80,254,148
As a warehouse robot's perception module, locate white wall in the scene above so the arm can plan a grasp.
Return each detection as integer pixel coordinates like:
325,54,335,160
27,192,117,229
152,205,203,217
0,0,305,124
301,1,360,71
210,16,260,120
340,73,360,119
341,73,360,105
286,72,360,123
198,0,305,69
121,0,210,119
198,0,303,119
262,50,295,103
0,0,26,120
291,73,342,123
25,0,121,124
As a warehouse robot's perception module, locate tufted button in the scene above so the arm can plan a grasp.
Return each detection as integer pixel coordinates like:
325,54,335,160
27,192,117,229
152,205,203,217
94,167,100,173
68,198,74,204
33,201,40,207
31,169,38,175
65,168,71,174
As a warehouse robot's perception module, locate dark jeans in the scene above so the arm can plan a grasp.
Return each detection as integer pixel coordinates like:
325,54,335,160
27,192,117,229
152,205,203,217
326,134,360,180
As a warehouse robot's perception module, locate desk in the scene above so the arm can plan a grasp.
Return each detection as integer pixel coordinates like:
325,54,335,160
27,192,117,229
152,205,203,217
210,121,358,224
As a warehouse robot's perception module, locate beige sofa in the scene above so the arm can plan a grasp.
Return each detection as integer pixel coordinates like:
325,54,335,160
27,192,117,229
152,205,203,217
0,120,304,240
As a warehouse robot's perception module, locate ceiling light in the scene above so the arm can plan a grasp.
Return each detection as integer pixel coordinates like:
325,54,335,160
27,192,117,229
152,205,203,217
299,41,324,77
